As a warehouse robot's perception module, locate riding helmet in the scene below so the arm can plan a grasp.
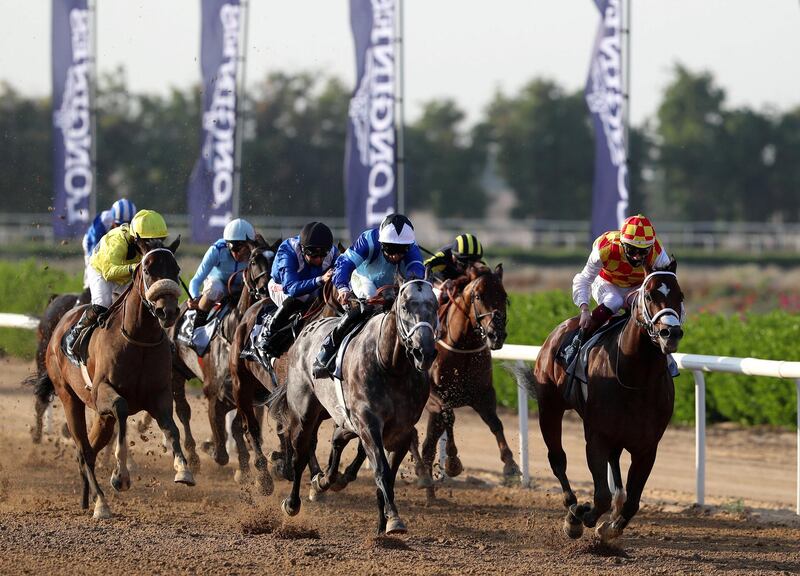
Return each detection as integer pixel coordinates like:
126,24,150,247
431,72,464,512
619,214,656,248
378,213,415,245
130,210,168,239
452,234,483,260
223,218,256,242
300,221,333,250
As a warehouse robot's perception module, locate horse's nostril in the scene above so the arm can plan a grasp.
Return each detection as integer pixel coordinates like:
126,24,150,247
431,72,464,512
659,328,670,339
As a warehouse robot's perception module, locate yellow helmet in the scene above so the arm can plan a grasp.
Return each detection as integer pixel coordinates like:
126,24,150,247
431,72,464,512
130,210,168,239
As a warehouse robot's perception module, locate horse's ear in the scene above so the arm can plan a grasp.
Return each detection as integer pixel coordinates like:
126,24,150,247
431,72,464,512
668,256,677,274
167,235,181,254
337,241,346,254
269,238,281,253
254,233,268,249
494,262,503,281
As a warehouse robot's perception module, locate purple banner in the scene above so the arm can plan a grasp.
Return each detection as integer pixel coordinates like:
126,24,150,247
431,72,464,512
187,0,241,243
586,0,628,241
52,0,92,239
345,0,397,242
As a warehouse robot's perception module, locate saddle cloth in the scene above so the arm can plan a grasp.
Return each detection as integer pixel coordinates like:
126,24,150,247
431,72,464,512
176,302,231,357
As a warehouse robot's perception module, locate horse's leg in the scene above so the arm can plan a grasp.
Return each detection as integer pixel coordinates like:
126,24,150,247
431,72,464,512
330,440,366,492
407,428,432,488
597,447,658,543
281,417,321,517
574,432,612,530
420,410,447,501
360,415,403,535
60,390,110,519
31,395,48,444
306,432,325,502
94,383,133,493
312,425,356,493
204,394,230,466
231,411,252,484
232,374,272,495
384,438,411,534
473,398,522,484
441,408,463,478
537,383,575,508
149,392,196,487
608,446,625,521
171,372,200,472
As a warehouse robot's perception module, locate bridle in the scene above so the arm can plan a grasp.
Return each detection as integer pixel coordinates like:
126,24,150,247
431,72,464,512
634,270,684,345
242,249,272,301
376,279,438,369
439,275,507,352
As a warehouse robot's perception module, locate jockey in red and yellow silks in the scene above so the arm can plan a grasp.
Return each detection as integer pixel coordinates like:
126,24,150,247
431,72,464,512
572,214,671,339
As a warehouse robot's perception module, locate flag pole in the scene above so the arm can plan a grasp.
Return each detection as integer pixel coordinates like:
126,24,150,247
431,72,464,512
232,0,250,219
396,0,406,214
89,0,98,218
623,0,631,159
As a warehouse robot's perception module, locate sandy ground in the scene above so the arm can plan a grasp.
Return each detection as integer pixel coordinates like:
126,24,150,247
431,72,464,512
0,357,798,575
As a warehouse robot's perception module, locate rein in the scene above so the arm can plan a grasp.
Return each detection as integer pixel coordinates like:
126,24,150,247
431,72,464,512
122,248,180,347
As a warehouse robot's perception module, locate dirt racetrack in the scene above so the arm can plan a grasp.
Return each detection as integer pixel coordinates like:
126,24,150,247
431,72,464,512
0,357,798,575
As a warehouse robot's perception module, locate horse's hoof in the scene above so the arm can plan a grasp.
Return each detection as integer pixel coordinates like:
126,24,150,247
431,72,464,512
502,462,522,486
234,467,249,484
385,517,407,535
281,498,300,517
93,501,111,520
564,510,584,539
415,474,434,489
310,473,325,494
596,520,622,544
444,455,463,478
257,469,274,496
174,470,196,486
110,472,131,492
329,476,348,493
308,486,325,502
30,428,42,444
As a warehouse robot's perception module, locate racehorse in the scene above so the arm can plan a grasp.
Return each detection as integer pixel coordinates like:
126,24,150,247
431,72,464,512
511,258,684,543
29,289,90,443
168,236,277,471
269,278,438,534
413,264,519,499
34,241,194,519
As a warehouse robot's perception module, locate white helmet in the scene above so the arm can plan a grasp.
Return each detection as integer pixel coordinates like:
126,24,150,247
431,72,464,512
378,214,415,245
223,218,255,242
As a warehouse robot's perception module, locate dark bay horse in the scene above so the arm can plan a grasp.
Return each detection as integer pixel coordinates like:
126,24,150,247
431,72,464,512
36,242,195,519
29,289,90,443
512,259,684,543
168,237,277,471
414,264,518,499
270,278,438,534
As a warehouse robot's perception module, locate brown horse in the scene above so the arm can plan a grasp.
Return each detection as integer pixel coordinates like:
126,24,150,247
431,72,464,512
168,237,277,471
35,242,194,519
269,279,438,534
415,264,518,499
512,259,684,543
29,289,90,443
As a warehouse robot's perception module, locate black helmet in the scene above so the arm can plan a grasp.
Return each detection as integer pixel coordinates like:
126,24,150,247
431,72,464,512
300,221,333,251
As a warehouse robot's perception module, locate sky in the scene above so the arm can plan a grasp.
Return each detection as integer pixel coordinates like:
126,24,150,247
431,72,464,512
1,1,799,127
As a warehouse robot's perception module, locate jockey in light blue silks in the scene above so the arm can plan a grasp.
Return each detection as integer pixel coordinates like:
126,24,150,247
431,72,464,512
312,213,425,378
81,198,136,288
186,218,256,335
255,221,338,356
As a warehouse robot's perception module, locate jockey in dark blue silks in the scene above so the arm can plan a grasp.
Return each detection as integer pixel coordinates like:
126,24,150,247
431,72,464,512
312,213,425,378
256,221,338,355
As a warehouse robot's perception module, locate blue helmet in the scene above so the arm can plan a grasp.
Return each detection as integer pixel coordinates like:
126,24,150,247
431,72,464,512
111,198,137,225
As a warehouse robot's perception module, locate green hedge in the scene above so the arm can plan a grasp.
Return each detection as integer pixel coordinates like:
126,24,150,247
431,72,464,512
491,292,799,428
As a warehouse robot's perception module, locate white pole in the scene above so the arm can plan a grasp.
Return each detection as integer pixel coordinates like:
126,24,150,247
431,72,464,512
693,370,706,506
225,409,237,456
232,0,249,218
395,0,406,214
517,384,530,487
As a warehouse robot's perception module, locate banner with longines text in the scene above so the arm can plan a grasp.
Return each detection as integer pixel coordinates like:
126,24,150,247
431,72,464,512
187,0,241,243
344,0,397,242
52,0,93,239
586,0,629,242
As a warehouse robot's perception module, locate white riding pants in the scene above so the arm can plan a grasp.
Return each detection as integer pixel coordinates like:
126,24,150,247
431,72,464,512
590,276,638,314
268,279,312,306
86,265,127,307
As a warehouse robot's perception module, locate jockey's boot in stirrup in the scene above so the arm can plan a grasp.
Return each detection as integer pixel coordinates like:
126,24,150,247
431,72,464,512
65,304,107,356
259,298,303,351
189,309,209,337
312,307,361,378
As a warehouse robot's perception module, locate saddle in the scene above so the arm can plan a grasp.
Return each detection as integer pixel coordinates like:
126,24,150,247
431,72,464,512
176,301,231,356
60,320,99,367
330,317,371,381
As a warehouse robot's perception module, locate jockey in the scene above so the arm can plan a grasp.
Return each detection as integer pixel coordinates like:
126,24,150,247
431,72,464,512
257,221,338,353
570,214,671,351
65,209,169,354
312,213,425,378
186,218,256,335
81,198,137,287
425,233,485,303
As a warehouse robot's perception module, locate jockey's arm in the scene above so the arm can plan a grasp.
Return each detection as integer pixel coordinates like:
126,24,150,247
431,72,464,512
189,244,220,299
572,246,603,309
401,244,425,279
278,245,323,297
93,231,136,284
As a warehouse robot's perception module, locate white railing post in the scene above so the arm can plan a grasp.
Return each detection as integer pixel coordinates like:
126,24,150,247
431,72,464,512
693,370,706,506
517,384,530,487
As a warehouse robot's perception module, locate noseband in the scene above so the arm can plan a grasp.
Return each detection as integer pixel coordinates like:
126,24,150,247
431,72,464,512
394,279,438,349
635,270,684,344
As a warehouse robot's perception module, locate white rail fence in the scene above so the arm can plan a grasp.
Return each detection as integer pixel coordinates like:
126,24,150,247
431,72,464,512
3,314,798,514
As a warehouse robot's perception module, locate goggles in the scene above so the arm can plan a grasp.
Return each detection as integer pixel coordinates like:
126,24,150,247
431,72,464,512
227,241,249,253
382,243,410,257
623,244,651,261
302,246,329,258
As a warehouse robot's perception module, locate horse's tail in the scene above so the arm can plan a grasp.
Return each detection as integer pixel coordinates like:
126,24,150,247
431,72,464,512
266,383,290,435
504,360,539,404
24,369,55,405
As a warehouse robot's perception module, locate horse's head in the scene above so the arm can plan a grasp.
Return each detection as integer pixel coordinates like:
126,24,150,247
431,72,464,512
464,263,508,350
395,278,439,372
637,257,684,354
243,235,278,301
138,238,182,328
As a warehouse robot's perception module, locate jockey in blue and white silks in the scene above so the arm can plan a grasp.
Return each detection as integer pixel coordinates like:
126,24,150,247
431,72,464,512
313,213,424,378
187,218,256,333
255,222,338,357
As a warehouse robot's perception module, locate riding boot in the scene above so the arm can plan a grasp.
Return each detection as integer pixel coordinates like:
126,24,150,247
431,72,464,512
257,298,306,355
564,304,614,366
312,307,364,378
188,308,209,339
65,304,108,356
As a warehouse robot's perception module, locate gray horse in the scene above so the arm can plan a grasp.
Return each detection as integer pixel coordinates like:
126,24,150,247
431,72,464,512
269,278,438,535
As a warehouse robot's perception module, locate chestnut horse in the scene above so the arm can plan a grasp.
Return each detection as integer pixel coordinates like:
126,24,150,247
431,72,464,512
168,237,277,470
512,259,684,543
414,264,518,499
35,242,195,519
269,279,438,534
